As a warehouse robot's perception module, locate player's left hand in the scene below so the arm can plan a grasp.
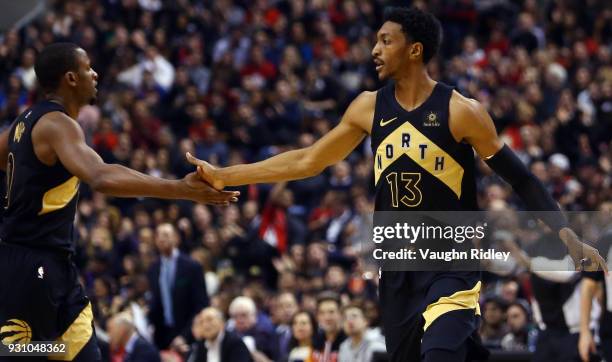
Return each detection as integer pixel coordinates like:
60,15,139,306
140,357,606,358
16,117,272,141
559,228,608,273
186,152,225,190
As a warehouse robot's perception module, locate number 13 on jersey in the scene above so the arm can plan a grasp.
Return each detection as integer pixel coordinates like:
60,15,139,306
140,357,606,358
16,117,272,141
385,172,422,208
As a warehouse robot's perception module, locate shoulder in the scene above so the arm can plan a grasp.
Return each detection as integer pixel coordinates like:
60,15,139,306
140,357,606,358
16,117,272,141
148,261,161,275
224,331,249,349
38,110,76,127
33,111,82,139
449,90,487,121
135,337,158,354
448,90,495,142
347,91,377,114
338,338,350,350
180,255,202,270
343,90,378,132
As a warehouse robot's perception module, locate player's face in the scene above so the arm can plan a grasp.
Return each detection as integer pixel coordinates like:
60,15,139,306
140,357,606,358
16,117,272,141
74,48,98,105
372,21,418,80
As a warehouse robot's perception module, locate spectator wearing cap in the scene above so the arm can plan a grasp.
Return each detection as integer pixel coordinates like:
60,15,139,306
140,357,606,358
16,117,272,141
107,312,160,362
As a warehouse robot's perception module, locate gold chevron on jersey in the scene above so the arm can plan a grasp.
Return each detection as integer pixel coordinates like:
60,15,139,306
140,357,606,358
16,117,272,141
374,120,464,198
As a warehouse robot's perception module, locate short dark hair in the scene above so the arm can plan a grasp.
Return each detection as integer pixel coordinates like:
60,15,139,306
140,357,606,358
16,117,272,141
342,302,365,316
316,291,340,310
34,43,80,92
383,7,442,64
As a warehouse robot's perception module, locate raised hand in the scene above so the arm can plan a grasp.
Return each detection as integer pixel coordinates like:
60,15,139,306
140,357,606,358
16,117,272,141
185,152,225,190
181,171,238,205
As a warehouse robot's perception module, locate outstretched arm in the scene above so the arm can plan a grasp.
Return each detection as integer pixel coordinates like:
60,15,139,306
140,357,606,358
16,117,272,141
189,91,375,189
33,112,239,205
449,92,607,273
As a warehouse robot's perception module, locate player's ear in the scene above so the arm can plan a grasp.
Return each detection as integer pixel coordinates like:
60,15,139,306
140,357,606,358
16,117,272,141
410,42,423,60
65,71,78,87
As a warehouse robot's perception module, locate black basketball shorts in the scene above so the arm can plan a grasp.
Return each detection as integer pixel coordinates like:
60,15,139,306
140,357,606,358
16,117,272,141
0,242,101,361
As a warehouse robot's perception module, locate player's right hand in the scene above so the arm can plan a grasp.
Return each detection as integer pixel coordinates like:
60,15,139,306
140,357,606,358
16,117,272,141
186,152,225,190
182,171,238,205
578,330,596,362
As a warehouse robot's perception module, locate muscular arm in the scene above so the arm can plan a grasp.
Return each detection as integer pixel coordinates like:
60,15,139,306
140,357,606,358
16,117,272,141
449,93,566,230
194,91,375,188
33,112,237,204
450,92,607,272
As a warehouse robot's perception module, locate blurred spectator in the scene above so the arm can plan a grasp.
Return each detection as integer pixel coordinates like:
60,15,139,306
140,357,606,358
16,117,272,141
271,292,299,361
148,223,208,349
287,311,318,362
501,301,535,352
338,304,385,362
228,296,275,361
479,297,509,350
187,307,253,362
313,293,346,362
107,312,160,362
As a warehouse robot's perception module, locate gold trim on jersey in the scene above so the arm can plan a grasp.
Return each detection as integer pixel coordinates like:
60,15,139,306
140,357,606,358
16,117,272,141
13,122,26,143
38,176,80,215
374,121,464,198
49,302,93,361
422,281,481,331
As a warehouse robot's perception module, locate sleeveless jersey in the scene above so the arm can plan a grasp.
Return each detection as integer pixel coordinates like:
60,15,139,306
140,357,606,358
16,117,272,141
1,101,79,252
372,83,483,358
371,82,477,211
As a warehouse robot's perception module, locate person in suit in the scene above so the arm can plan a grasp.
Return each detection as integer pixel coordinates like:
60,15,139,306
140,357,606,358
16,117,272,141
148,223,209,349
187,307,253,362
107,312,161,362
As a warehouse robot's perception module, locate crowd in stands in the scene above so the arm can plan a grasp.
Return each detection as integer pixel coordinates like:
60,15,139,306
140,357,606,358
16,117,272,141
0,0,610,361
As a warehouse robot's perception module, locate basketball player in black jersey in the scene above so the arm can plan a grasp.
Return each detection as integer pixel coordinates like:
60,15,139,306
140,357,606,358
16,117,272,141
0,43,239,361
188,7,607,362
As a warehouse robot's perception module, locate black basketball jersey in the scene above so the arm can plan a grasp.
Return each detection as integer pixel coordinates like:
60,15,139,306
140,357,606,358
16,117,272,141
1,101,79,252
370,82,478,211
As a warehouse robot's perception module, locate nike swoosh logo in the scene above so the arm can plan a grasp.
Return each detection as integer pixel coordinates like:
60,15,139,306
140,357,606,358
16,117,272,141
380,117,398,127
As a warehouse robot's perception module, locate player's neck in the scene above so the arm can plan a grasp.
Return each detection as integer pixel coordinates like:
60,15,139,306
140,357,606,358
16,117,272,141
45,93,81,119
393,69,436,112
